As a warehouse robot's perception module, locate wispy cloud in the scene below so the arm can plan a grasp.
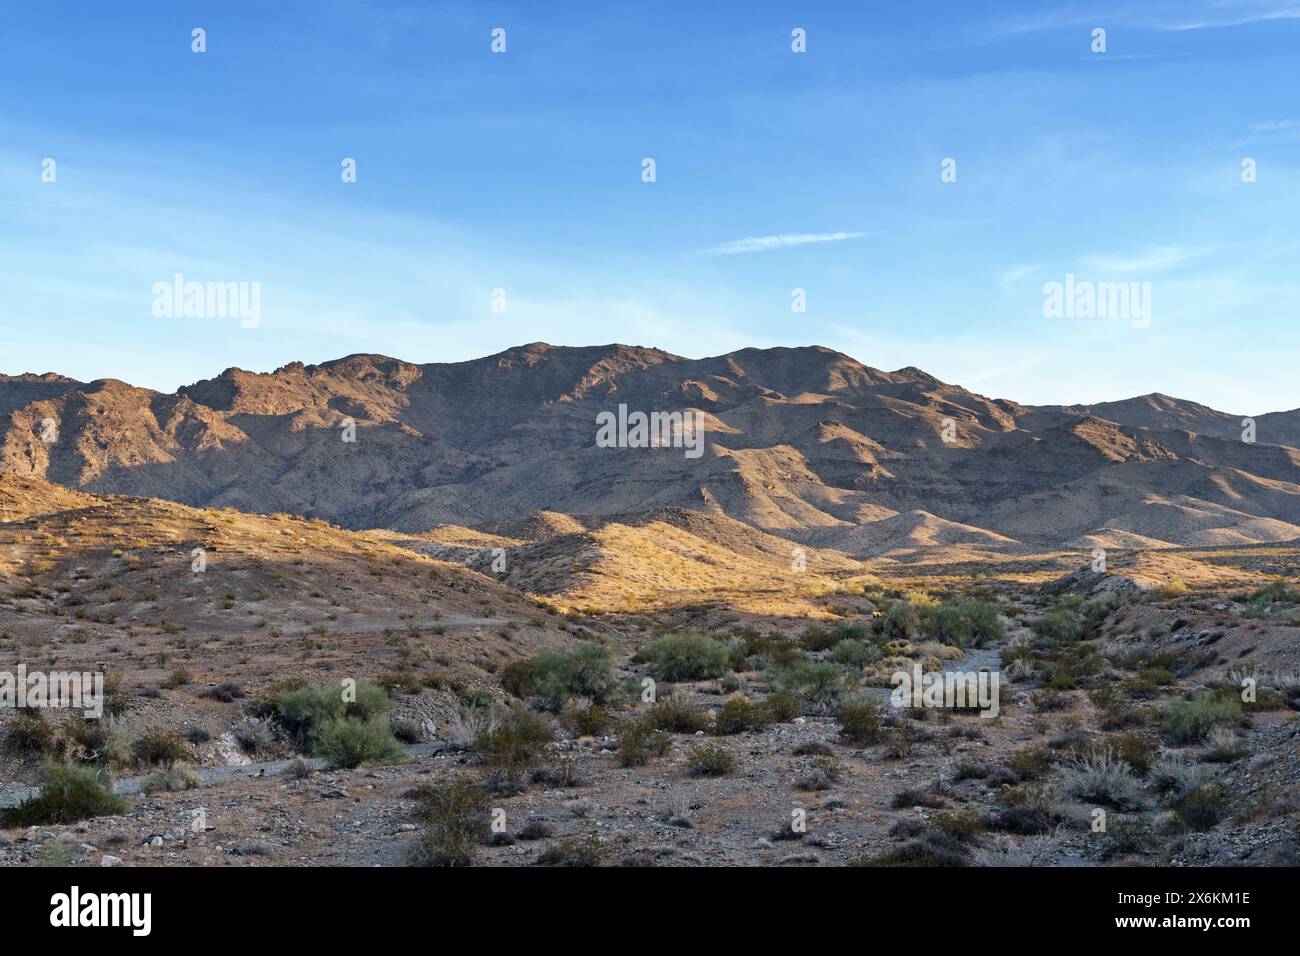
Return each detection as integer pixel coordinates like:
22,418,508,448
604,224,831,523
696,231,866,256
993,1,1300,35
997,264,1039,289
1079,245,1216,273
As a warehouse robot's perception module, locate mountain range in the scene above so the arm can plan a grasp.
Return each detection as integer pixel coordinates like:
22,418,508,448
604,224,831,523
3,342,1299,556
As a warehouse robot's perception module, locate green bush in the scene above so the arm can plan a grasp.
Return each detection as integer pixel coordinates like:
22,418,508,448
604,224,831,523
882,601,920,640
140,765,202,794
409,777,490,866
617,717,671,767
830,639,877,667
559,701,609,737
648,694,711,733
799,626,839,652
1176,782,1227,831
1030,608,1081,641
687,742,736,777
473,708,553,779
1162,693,1241,744
1005,744,1055,780
131,727,192,766
712,694,768,735
500,659,536,699
771,660,844,710
314,716,406,769
643,631,731,682
3,763,128,826
760,690,803,722
533,830,607,867
272,680,392,748
918,599,1005,648
1075,731,1158,773
529,642,619,709
4,711,55,757
837,698,884,744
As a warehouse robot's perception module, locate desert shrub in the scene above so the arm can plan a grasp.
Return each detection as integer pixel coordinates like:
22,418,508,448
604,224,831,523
1031,688,1069,712
446,705,496,751
931,808,984,841
473,708,553,779
1202,727,1250,763
140,765,202,794
1060,750,1143,809
795,754,842,791
1162,693,1241,744
4,710,55,757
837,698,884,744
530,756,585,788
314,716,405,769
880,600,921,640
1176,782,1227,831
233,720,275,755
528,643,619,709
834,620,874,641
559,701,609,738
687,742,736,777
830,639,877,667
919,599,1005,648
533,830,606,867
199,682,244,703
2,763,128,826
270,680,391,748
500,659,536,699
643,631,731,682
62,715,110,762
799,626,839,652
1005,744,1055,780
409,777,490,866
1158,577,1189,599
890,784,947,809
131,727,191,766
881,721,929,760
617,717,671,767
282,756,316,779
952,759,990,782
1039,648,1104,690
1075,731,1158,774
516,820,553,841
856,828,969,867
793,740,834,756
1101,815,1153,859
889,817,926,839
160,666,191,689
771,660,845,713
391,716,423,744
647,693,711,733
1150,753,1218,800
760,690,803,722
1030,607,1082,642
713,693,768,735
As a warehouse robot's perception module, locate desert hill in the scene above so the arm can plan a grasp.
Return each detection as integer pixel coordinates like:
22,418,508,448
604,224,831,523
4,343,1299,554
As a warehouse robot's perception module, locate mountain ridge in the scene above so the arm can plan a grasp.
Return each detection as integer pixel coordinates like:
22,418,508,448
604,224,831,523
3,343,1298,552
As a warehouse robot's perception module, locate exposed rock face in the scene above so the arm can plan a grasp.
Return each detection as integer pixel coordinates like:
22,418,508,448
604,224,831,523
3,343,1299,549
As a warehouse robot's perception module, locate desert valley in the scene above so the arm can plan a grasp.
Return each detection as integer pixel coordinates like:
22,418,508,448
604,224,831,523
1,342,1297,867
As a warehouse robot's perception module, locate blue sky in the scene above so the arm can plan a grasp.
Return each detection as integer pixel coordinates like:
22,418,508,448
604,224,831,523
1,0,1298,413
